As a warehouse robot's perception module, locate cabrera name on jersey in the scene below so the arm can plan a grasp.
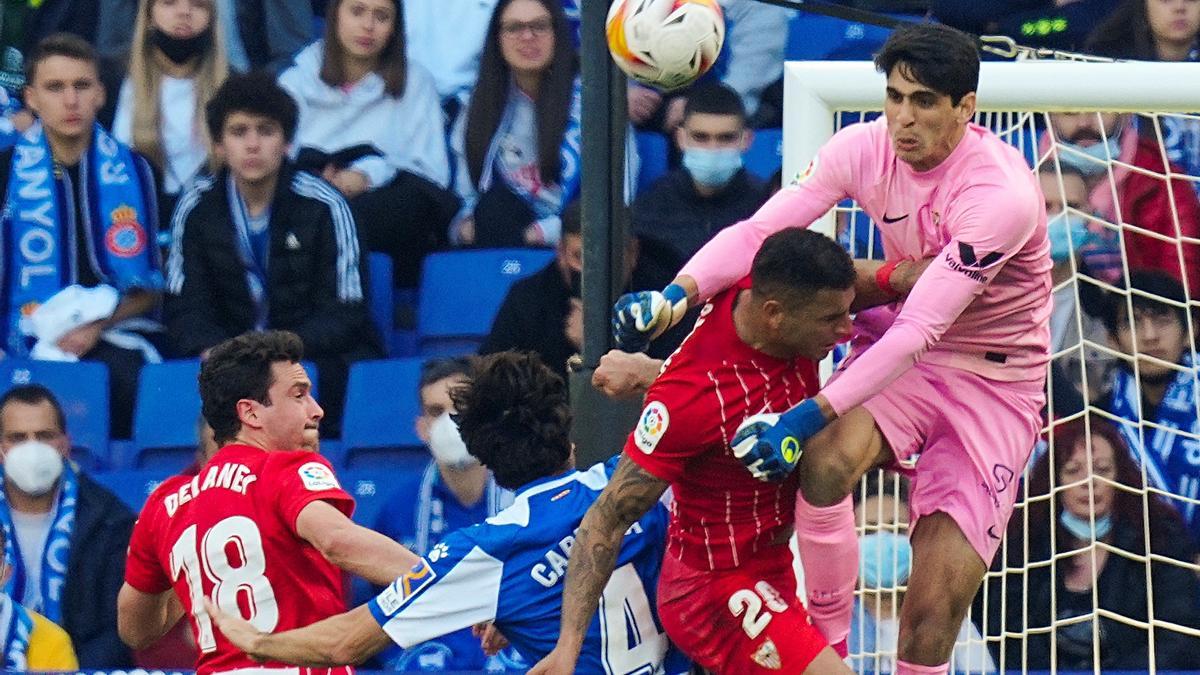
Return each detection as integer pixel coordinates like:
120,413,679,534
367,459,689,675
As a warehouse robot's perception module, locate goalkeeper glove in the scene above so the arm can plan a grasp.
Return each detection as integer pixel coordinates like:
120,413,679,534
731,399,827,481
612,283,689,352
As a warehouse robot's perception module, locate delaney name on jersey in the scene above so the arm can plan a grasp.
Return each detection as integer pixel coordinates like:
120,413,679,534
164,463,259,517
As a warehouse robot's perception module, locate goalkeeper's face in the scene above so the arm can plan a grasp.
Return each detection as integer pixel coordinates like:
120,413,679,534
884,64,975,173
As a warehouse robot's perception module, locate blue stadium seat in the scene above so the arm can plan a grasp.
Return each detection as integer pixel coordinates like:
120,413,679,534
93,468,176,513
339,467,424,528
785,13,895,61
0,360,110,471
417,248,555,355
338,358,427,471
745,128,783,181
636,130,669,193
367,253,395,355
131,359,319,469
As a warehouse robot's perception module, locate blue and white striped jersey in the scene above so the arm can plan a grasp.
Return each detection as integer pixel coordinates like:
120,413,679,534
367,459,690,674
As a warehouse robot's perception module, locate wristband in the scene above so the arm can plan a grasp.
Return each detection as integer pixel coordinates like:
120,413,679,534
875,260,903,297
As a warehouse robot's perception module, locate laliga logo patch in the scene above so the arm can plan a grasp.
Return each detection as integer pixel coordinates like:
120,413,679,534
105,205,146,258
780,436,801,464
790,157,818,186
634,401,669,454
298,461,340,491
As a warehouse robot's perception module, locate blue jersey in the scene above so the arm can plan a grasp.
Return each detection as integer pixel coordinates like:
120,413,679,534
367,460,690,674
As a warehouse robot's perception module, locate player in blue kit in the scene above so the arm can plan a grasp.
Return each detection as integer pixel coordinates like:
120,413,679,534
208,351,689,675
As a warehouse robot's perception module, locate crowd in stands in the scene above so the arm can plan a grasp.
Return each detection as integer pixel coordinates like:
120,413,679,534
0,0,1196,671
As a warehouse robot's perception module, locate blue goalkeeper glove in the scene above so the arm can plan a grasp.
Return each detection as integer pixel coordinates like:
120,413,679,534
612,283,689,352
731,399,828,482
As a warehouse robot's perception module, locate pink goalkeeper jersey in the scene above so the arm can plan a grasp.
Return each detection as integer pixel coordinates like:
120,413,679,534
679,117,1052,416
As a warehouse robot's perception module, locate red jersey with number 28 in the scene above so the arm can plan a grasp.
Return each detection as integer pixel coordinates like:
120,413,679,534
124,445,355,674
625,277,819,572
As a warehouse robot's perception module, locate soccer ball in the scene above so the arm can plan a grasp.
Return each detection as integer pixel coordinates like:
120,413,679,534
606,0,725,92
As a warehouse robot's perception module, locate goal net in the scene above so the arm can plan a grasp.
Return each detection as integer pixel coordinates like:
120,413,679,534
784,59,1200,672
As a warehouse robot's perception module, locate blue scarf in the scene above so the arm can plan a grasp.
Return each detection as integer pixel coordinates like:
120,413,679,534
226,173,269,330
1108,354,1200,538
413,462,510,555
2,123,160,356
0,593,32,671
0,461,77,624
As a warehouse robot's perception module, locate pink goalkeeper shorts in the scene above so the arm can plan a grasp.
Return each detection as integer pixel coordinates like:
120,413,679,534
854,360,1044,564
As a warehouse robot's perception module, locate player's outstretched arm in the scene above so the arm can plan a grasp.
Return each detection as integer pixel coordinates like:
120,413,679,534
849,257,933,312
611,276,698,351
116,583,185,650
296,500,421,585
205,599,390,666
592,350,663,399
528,455,669,675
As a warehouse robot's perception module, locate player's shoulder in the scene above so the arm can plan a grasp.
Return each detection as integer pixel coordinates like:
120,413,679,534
138,472,193,517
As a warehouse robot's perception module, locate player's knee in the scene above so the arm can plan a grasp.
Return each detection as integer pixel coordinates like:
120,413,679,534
897,591,966,660
797,452,855,507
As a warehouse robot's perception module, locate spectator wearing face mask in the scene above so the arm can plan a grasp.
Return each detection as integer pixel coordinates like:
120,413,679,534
631,83,769,275
1043,112,1200,297
849,472,995,674
0,385,135,667
364,356,521,672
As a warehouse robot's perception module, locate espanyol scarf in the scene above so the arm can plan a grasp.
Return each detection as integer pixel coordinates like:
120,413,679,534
2,123,158,356
414,462,510,555
0,461,77,624
0,593,32,671
226,173,269,330
1108,354,1200,534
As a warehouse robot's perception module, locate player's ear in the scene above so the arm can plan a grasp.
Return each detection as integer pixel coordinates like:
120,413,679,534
956,92,977,124
761,298,786,331
235,398,262,430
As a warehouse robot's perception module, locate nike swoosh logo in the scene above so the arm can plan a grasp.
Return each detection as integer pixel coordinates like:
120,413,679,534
882,213,909,224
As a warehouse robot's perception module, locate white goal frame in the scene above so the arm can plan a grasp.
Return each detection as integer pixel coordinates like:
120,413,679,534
781,60,1200,237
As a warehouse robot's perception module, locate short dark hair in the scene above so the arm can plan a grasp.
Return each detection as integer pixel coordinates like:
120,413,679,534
750,228,856,306
25,33,99,85
874,24,979,106
561,200,582,239
1039,161,1087,185
199,331,305,446
0,385,66,434
206,72,299,144
683,82,746,124
451,351,572,490
1103,269,1189,337
419,357,474,396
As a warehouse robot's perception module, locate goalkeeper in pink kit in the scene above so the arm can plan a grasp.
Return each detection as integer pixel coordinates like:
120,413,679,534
615,24,1050,674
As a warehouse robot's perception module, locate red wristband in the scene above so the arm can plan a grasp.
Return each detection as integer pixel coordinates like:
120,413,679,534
875,260,903,297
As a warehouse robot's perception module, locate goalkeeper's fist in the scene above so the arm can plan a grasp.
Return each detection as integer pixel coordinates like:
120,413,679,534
731,400,828,482
612,283,688,352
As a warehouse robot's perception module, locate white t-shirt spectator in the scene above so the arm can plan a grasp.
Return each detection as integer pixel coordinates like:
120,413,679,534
113,77,208,196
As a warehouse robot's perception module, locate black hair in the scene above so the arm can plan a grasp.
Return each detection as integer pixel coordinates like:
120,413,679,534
0,385,66,434
750,228,856,306
419,357,474,395
205,72,299,143
874,23,979,106
1102,269,1189,337
464,0,578,189
683,82,746,124
1039,161,1087,185
561,200,581,238
451,351,572,490
25,33,99,85
199,331,305,446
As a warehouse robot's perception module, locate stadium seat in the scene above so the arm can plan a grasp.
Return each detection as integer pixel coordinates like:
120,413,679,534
338,358,428,471
131,359,319,469
339,467,423,528
93,468,176,513
745,128,783,181
785,13,895,61
367,253,395,355
417,248,555,355
636,130,669,193
0,360,110,471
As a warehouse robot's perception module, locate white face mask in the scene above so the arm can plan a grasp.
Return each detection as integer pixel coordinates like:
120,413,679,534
3,441,64,496
428,412,476,469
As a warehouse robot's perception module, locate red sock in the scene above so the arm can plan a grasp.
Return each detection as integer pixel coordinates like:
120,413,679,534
794,492,856,645
896,659,949,674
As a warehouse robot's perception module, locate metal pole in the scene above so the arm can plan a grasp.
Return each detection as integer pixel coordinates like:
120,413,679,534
571,0,641,466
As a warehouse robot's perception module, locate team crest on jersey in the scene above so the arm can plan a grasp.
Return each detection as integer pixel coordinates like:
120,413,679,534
634,401,669,454
751,638,782,670
375,559,438,618
790,157,818,186
297,461,340,491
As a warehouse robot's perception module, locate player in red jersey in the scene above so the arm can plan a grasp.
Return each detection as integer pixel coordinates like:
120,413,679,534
531,229,866,674
116,331,419,674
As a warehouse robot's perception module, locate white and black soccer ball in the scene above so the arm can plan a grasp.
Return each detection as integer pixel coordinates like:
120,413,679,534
606,0,725,92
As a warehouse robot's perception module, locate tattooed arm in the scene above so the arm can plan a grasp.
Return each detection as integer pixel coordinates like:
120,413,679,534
526,455,669,675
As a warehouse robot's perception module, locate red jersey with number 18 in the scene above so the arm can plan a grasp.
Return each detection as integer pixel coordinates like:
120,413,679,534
624,277,819,573
124,445,355,674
